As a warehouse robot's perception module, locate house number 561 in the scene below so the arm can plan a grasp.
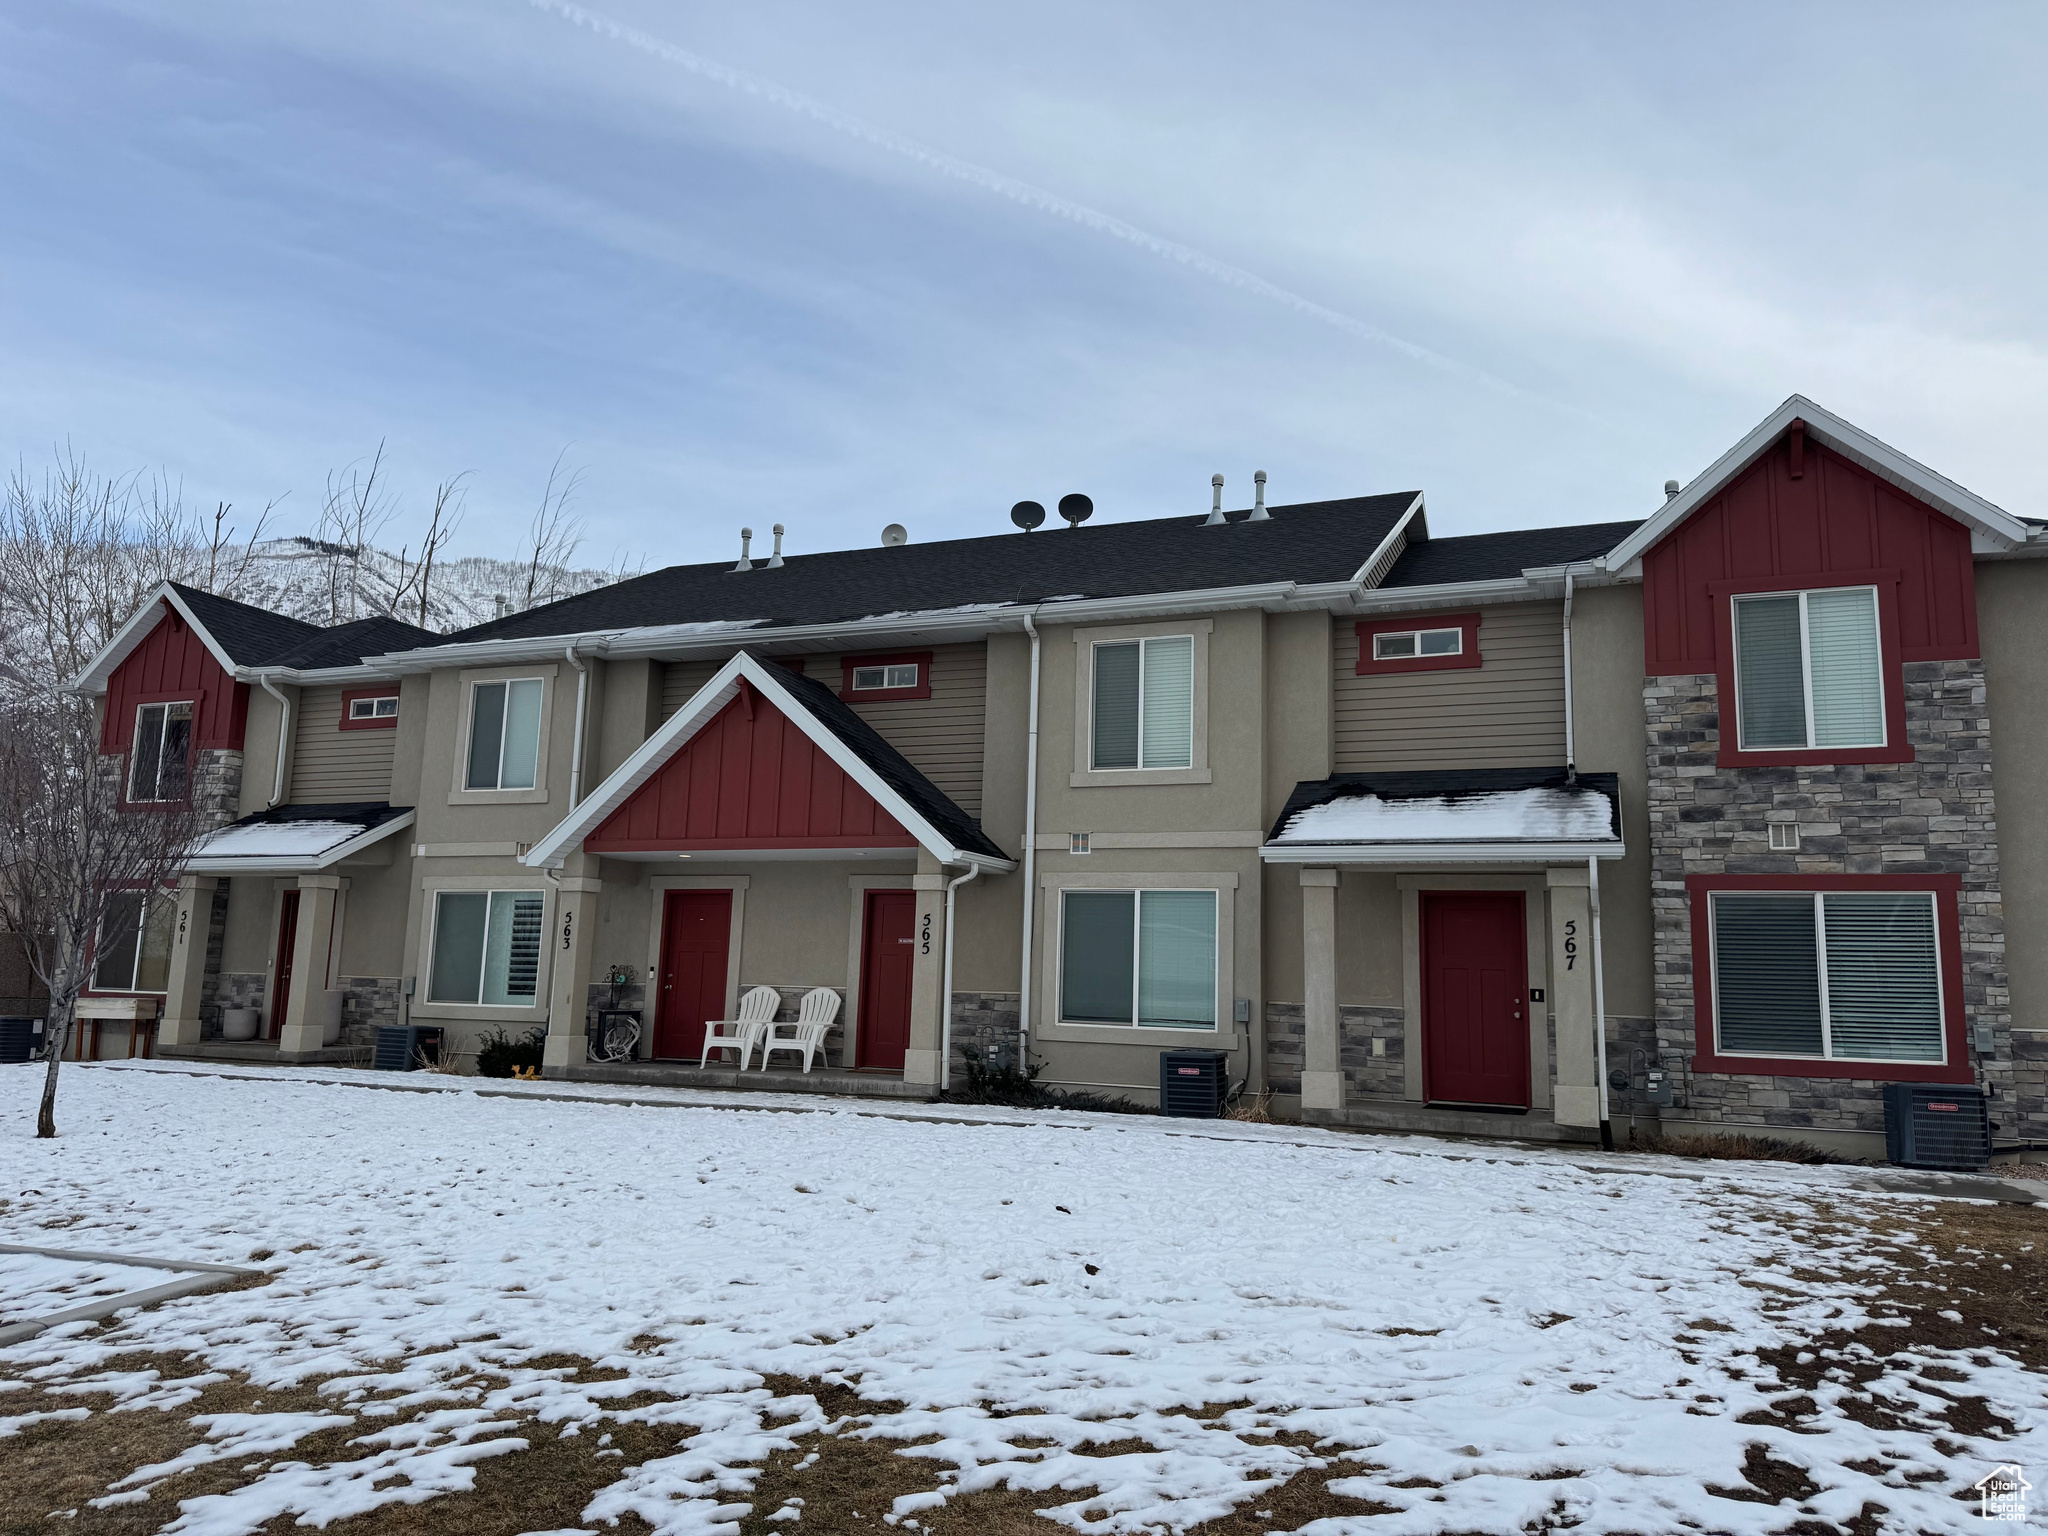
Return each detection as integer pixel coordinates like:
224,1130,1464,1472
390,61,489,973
920,913,932,955
1562,918,1578,971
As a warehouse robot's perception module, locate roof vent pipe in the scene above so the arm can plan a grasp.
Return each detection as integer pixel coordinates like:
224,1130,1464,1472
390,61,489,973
1663,479,1681,500
767,524,785,568
1249,469,1270,521
734,528,754,572
1203,473,1227,526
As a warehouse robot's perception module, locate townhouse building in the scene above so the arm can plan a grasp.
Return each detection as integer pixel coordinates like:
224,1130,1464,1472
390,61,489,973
66,397,2048,1158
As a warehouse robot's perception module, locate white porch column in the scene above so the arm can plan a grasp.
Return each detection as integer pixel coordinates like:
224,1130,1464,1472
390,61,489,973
1545,867,1600,1128
902,867,946,1088
277,874,341,1056
158,874,217,1048
1300,867,1343,1112
544,876,602,1072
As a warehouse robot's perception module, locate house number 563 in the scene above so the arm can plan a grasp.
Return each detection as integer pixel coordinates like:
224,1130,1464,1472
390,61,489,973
560,912,574,951
1562,918,1578,971
920,913,932,955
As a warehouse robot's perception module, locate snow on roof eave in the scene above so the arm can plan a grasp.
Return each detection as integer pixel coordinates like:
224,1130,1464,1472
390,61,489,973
182,809,414,875
1603,395,2030,573
519,653,1012,873
64,583,240,697
1261,837,1626,865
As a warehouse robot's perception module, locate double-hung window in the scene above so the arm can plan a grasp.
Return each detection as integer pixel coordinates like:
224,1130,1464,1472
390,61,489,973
465,679,543,790
1059,888,1217,1028
1372,626,1462,661
1709,890,1943,1063
128,701,193,802
1732,586,1884,751
92,890,174,993
428,890,546,1005
1091,635,1193,771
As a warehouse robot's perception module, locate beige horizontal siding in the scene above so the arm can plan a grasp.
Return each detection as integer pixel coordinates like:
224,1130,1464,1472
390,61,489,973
288,685,396,803
659,643,988,819
1333,603,1567,773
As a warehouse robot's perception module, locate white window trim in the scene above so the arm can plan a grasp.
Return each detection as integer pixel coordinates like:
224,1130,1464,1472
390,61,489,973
91,889,175,995
1035,869,1236,1044
1707,889,1946,1065
1070,618,1212,788
850,663,919,691
1371,626,1463,661
447,664,557,805
1731,585,1886,752
129,699,195,803
644,875,751,1047
411,875,555,1022
349,694,400,719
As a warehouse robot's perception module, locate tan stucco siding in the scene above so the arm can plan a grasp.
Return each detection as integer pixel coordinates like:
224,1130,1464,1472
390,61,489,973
1333,601,1566,772
1977,562,2048,1036
288,685,396,803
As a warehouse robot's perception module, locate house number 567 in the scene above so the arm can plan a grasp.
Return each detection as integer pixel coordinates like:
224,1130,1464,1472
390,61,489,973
1562,918,1578,971
920,913,932,955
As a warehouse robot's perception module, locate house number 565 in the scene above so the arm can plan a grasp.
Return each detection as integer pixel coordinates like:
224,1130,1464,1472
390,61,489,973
920,913,932,955
1562,918,1578,971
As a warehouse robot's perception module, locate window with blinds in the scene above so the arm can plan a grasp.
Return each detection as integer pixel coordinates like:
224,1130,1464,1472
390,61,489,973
1091,635,1194,770
1710,889,1944,1062
1732,586,1884,751
428,890,548,1006
1058,888,1217,1028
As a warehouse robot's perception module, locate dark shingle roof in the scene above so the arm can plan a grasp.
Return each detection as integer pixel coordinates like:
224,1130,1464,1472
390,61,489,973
214,801,409,831
168,585,437,670
1381,520,1642,589
769,659,1008,861
439,494,1421,645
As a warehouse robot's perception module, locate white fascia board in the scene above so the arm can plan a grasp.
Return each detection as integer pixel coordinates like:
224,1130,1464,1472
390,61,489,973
520,653,1012,871
1344,493,1428,589
65,584,241,696
1260,838,1626,865
184,810,415,875
1603,395,2029,571
240,663,408,687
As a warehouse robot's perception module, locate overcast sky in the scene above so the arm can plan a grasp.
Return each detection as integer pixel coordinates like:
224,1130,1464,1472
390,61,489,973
2,1,2042,570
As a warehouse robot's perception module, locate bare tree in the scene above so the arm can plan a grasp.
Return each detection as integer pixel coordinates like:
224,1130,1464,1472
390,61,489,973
315,442,399,625
388,475,468,631
521,451,587,611
0,688,202,1138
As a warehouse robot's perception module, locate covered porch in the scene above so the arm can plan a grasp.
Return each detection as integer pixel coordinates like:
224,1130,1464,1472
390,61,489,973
1263,769,1626,1143
524,652,1013,1096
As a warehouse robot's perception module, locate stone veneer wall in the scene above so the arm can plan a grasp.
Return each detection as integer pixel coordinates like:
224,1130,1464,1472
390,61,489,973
1645,661,2020,1141
208,971,269,1040
1265,1002,1405,1100
339,977,402,1045
949,990,1020,1074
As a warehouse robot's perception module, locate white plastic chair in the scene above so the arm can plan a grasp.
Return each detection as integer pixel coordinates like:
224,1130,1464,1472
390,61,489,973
758,987,842,1073
699,985,780,1070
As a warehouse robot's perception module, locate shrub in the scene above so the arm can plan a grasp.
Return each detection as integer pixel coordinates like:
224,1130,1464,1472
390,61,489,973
475,1025,548,1079
1626,1127,1860,1166
943,1048,1155,1116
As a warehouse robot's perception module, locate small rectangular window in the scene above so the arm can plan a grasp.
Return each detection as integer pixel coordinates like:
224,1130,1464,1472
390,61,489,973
1069,832,1091,854
128,701,194,802
1768,823,1799,852
428,890,545,1004
1372,627,1462,661
1711,889,1943,1062
1090,636,1193,771
1058,888,1217,1028
91,891,174,992
464,679,544,790
1733,587,1883,751
348,695,399,720
849,662,920,691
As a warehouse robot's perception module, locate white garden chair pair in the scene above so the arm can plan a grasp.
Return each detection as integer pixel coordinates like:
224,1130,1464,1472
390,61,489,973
698,985,842,1073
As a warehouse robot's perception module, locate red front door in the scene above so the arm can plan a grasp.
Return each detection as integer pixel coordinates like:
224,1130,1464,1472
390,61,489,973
857,890,916,1070
1421,891,1530,1109
269,890,300,1040
654,891,733,1060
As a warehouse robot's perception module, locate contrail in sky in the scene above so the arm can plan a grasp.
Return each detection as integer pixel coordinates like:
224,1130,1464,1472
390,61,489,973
528,0,1529,396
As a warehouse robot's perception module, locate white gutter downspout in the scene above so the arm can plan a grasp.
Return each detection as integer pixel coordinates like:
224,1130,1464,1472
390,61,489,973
257,673,291,808
1017,609,1043,1065
1561,568,1577,783
564,643,588,807
1589,853,1613,1152
940,861,983,1091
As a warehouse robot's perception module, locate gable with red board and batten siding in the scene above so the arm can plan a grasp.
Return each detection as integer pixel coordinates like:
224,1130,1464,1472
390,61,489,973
99,601,248,757
1639,421,1979,676
585,681,918,854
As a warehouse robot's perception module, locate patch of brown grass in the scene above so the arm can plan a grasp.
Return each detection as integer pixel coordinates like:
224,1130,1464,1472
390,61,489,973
1628,1128,1859,1165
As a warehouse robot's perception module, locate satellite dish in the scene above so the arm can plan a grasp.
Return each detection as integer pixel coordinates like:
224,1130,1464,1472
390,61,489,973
1010,500,1046,532
880,523,908,547
1057,492,1094,528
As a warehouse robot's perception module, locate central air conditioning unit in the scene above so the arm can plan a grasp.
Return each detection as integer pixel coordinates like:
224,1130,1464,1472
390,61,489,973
1882,1083,1991,1171
1159,1048,1231,1118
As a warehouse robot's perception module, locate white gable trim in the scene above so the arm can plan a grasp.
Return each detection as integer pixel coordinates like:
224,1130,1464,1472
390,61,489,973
65,584,242,696
521,651,1011,871
1603,396,2030,573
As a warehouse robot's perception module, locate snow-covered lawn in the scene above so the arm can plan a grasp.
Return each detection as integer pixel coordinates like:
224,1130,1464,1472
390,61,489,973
1,1062,2040,1535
